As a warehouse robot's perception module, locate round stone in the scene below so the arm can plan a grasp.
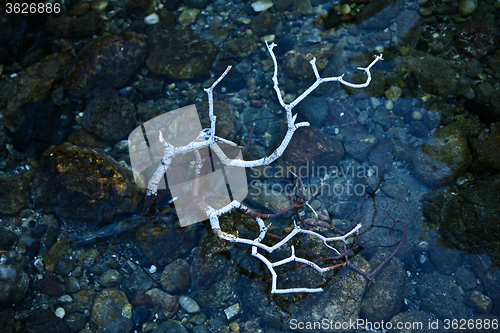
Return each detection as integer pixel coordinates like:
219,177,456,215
144,13,159,25
412,111,423,120
340,4,351,15
178,295,200,313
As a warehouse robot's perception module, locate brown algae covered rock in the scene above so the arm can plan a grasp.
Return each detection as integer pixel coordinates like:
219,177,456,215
35,142,144,222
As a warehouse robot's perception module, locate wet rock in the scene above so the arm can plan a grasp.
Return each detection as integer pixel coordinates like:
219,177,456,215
191,236,238,309
409,120,429,138
161,259,191,294
439,173,500,259
82,88,136,142
220,38,257,59
412,125,472,186
136,221,196,267
0,170,34,214
407,55,456,95
326,100,366,136
42,273,64,296
395,10,421,43
250,11,277,37
454,267,477,290
101,318,134,333
35,143,144,222
23,310,69,333
100,269,123,287
44,237,70,272
356,0,399,30
152,320,188,333
91,288,131,332
293,0,312,15
283,43,335,81
429,241,461,275
238,256,369,332
131,294,154,308
45,12,101,38
133,77,164,100
65,276,81,294
65,32,147,100
159,10,176,30
284,126,344,168
483,268,500,313
64,289,96,313
145,288,179,319
295,96,329,128
122,269,153,297
465,290,492,314
196,101,235,140
367,138,393,174
4,52,73,132
459,0,478,16
125,0,155,17
146,28,216,79
179,8,200,26
469,122,500,172
178,295,200,313
64,312,86,331
361,250,408,322
474,82,495,103
416,271,469,320
344,134,378,162
0,250,29,303
487,50,500,73
359,197,422,258
455,23,498,60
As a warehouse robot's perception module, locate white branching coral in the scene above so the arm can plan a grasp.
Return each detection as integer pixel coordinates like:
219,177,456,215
143,42,383,293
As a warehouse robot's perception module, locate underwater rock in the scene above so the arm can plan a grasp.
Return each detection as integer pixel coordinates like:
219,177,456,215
146,28,216,79
283,43,335,81
407,55,456,95
4,52,73,132
91,288,131,332
412,124,472,186
0,170,34,215
344,134,378,163
161,259,191,294
220,38,257,59
45,12,101,38
250,11,277,37
145,288,179,319
469,122,500,172
82,88,136,142
35,142,144,222
23,310,68,333
0,250,29,304
64,32,147,100
454,23,498,60
361,250,408,322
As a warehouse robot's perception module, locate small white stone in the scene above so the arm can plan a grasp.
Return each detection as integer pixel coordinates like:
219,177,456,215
55,307,65,319
149,265,157,274
144,13,159,25
178,295,200,313
384,100,394,110
251,0,273,12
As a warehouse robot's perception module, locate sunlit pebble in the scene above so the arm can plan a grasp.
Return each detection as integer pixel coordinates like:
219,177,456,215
149,265,157,273
412,111,423,120
144,13,159,25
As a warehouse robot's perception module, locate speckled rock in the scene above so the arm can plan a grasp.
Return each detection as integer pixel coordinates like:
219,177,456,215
4,52,73,132
63,289,96,313
178,295,200,313
469,122,500,172
136,220,196,267
145,288,179,319
35,142,144,222
344,134,378,162
146,28,216,79
412,125,472,186
408,55,456,95
220,38,257,59
250,11,277,37
91,288,131,332
455,23,498,60
65,32,147,100
125,0,155,16
459,0,477,16
161,259,191,294
23,310,69,333
45,12,101,38
100,269,123,287
0,170,34,214
439,173,500,260
359,197,422,258
82,88,136,142
283,43,335,81
361,250,408,322
0,250,29,304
